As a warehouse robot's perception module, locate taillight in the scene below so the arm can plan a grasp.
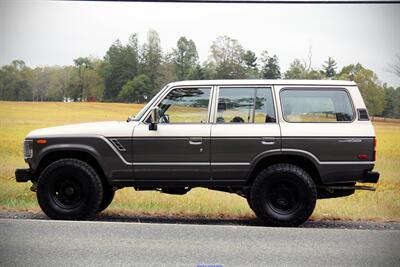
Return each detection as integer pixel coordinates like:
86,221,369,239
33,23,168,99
373,137,377,161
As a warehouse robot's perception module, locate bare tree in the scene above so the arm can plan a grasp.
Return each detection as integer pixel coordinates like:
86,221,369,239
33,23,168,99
389,54,400,77
304,45,313,72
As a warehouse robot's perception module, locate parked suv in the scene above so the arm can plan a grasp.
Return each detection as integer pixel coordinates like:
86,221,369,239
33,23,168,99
15,80,380,226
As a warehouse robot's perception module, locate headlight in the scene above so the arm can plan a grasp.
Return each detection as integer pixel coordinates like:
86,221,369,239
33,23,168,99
23,140,33,158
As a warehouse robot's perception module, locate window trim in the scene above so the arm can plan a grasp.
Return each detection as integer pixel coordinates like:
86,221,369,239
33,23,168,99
142,85,214,124
279,87,356,124
133,85,168,121
213,85,277,124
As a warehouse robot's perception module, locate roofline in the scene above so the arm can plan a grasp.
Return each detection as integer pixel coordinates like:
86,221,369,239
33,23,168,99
166,79,357,87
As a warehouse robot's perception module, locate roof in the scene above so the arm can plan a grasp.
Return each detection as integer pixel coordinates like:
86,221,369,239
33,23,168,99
167,79,356,87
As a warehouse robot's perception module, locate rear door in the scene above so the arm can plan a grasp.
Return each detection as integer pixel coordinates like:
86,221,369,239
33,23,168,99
210,86,281,181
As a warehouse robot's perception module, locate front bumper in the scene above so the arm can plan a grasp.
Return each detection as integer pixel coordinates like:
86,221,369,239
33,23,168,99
359,171,380,183
15,168,31,182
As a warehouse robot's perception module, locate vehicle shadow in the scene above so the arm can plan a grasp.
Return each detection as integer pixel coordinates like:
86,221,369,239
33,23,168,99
93,213,399,230
1,211,398,230
96,213,263,226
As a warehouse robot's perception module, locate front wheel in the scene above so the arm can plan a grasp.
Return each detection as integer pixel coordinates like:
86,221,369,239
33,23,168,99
97,186,115,213
250,164,317,227
37,159,103,220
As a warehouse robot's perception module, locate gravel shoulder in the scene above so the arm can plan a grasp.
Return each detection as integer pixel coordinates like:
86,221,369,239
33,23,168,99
0,210,399,230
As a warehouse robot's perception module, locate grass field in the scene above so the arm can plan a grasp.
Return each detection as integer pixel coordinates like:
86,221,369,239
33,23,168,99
0,101,399,221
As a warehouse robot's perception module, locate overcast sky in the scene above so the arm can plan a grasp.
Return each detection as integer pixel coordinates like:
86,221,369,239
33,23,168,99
1,1,399,86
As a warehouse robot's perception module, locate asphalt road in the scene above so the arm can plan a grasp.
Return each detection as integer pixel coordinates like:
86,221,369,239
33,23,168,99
1,219,399,266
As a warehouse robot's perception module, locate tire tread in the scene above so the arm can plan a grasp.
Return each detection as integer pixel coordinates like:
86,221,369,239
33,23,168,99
250,163,317,227
37,158,103,220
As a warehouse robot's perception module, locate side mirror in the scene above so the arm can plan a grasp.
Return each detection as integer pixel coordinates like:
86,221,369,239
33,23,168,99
149,108,159,131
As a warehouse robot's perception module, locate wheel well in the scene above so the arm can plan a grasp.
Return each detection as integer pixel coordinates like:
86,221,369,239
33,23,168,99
247,155,321,185
35,150,108,185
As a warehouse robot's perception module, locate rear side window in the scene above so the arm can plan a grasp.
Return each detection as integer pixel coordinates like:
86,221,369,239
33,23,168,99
217,87,276,123
280,89,354,122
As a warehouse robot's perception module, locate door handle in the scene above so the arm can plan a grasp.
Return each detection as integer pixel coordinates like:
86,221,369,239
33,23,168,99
261,137,275,145
189,137,203,145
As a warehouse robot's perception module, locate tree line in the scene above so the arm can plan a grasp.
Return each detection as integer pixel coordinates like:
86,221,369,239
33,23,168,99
0,30,399,118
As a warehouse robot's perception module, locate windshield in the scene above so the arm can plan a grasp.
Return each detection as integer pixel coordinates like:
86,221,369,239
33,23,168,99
130,85,168,121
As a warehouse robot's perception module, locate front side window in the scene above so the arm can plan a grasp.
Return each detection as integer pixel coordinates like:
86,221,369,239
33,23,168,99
133,85,167,121
280,89,354,122
217,87,276,123
157,87,211,123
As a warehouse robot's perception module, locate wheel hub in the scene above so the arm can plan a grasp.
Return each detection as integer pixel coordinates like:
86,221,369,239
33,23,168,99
50,176,84,209
265,179,301,215
64,186,75,196
276,198,289,206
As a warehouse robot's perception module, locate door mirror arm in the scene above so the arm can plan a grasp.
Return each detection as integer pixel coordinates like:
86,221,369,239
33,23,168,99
149,107,159,131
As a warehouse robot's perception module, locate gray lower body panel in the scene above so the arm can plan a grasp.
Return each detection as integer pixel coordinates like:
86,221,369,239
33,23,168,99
319,163,374,184
133,164,210,180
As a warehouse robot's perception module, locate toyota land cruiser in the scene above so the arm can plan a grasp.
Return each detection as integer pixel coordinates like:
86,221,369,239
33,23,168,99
15,80,380,226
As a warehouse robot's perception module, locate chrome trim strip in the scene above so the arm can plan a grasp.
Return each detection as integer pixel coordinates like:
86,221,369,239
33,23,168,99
133,162,209,166
133,162,251,166
338,139,362,143
281,149,374,165
319,161,375,165
211,162,250,166
101,136,134,165
281,137,373,139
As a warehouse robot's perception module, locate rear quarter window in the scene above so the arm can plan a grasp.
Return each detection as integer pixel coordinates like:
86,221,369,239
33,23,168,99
280,89,355,123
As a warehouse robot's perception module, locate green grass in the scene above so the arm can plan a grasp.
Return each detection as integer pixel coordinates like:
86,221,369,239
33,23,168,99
0,101,399,221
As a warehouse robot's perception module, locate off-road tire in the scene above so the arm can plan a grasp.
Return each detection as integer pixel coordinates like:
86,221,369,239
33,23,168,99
246,194,254,211
97,185,115,213
250,163,317,227
37,158,103,220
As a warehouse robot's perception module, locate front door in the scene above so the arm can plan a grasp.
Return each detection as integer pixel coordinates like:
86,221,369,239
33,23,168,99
132,86,213,181
211,86,281,181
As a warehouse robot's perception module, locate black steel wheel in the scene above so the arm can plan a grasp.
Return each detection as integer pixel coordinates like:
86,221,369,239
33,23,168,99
250,164,317,227
37,158,103,220
50,175,86,210
265,178,302,215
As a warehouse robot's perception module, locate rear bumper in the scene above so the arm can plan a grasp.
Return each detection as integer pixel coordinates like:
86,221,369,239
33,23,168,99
358,171,380,183
15,168,31,182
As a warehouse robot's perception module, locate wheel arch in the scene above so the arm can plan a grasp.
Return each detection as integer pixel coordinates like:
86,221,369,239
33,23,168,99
35,148,109,185
247,152,321,186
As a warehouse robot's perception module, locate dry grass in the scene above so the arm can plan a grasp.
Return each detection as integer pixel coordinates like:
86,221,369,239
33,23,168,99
0,101,399,221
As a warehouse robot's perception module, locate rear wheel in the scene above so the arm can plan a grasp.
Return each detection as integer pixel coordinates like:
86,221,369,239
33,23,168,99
37,158,103,220
250,163,317,227
245,194,254,211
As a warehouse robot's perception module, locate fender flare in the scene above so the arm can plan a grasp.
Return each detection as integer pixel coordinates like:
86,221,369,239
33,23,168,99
35,143,108,179
247,149,321,181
